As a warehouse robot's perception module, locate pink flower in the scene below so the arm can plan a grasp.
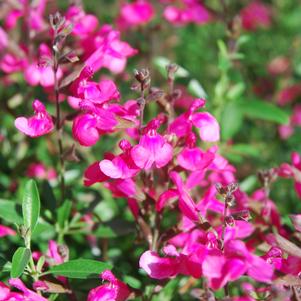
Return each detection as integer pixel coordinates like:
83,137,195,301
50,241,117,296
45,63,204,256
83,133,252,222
277,83,301,106
139,245,205,279
4,0,47,32
87,270,130,301
0,27,8,51
279,152,301,198
99,140,140,179
240,1,271,31
177,133,215,171
0,225,16,237
24,44,63,88
65,6,99,38
290,214,301,232
118,1,155,29
169,99,220,142
131,120,173,170
202,249,247,290
169,171,200,221
163,0,211,26
72,101,117,146
76,79,120,105
0,53,27,74
26,162,57,180
47,240,65,265
15,100,54,137
0,282,10,300
84,161,109,186
278,124,294,140
139,250,180,279
278,104,301,139
8,279,48,301
83,25,138,74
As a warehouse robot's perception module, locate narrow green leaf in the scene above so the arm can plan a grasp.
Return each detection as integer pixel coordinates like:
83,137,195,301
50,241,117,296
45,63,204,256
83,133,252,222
22,180,40,232
0,255,7,272
221,102,243,140
57,200,72,228
227,82,245,100
188,79,207,98
48,259,112,279
230,144,261,157
0,199,22,224
95,225,117,238
123,275,141,289
11,247,31,278
240,100,289,124
153,57,189,78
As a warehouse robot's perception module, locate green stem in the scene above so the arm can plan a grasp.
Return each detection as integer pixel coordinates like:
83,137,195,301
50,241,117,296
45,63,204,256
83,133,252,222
53,46,65,204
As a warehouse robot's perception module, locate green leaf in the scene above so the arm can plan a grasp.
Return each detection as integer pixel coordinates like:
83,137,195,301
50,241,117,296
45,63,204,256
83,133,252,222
48,259,112,279
57,200,72,228
221,102,243,140
0,199,22,224
32,220,55,241
230,144,261,157
22,180,40,232
123,275,141,289
41,180,56,214
227,82,245,100
11,247,31,278
0,255,7,272
153,57,189,78
240,100,289,124
188,79,207,98
95,225,117,238
153,278,180,301
240,175,258,193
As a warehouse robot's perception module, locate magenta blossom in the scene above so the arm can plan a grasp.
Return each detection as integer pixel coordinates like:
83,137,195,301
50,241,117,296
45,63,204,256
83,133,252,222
118,0,155,29
4,0,47,32
72,100,118,146
76,79,120,105
279,152,301,198
240,1,271,31
0,225,16,237
24,44,63,87
277,83,301,106
0,27,8,51
26,162,57,180
82,25,138,74
8,278,48,301
15,100,54,137
87,270,130,301
65,5,99,38
0,52,27,74
99,140,140,179
84,161,109,186
163,0,211,26
169,99,220,142
177,133,215,171
131,119,173,170
140,244,205,279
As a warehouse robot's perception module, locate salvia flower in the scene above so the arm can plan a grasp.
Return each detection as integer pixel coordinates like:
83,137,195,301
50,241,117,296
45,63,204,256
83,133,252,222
8,278,48,301
99,140,140,179
240,1,271,31
163,0,211,26
15,100,54,137
169,99,220,142
279,151,301,198
87,270,130,301
0,224,16,237
118,0,155,29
